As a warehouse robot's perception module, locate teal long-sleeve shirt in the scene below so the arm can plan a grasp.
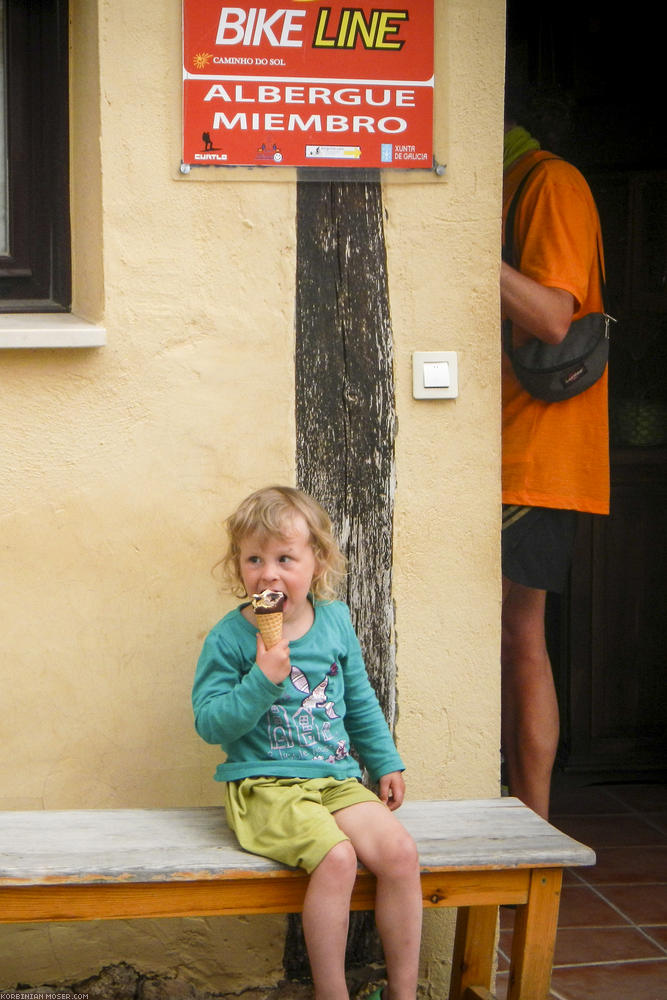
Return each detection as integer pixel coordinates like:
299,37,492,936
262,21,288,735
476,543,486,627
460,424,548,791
192,599,404,784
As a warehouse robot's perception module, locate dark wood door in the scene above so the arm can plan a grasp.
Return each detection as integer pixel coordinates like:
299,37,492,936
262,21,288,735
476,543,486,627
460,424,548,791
555,448,667,778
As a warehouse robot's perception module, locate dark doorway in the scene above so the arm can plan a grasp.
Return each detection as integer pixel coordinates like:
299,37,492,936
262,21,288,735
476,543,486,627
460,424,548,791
506,1,667,779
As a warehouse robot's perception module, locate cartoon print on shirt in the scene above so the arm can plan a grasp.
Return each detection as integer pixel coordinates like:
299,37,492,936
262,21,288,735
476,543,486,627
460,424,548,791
268,703,294,752
294,705,316,747
265,661,349,762
290,665,340,720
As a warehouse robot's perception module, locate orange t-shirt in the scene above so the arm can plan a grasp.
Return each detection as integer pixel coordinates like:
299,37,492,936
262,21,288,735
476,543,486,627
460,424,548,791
502,151,610,515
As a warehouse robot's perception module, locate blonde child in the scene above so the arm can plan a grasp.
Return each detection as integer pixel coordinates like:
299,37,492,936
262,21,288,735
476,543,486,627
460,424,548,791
192,486,422,1000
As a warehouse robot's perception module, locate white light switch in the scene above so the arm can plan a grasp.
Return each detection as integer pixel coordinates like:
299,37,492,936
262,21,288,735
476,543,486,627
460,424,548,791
412,352,459,399
423,361,450,388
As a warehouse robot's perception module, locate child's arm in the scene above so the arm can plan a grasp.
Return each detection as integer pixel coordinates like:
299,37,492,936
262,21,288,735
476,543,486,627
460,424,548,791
334,606,405,784
192,629,288,747
378,770,406,811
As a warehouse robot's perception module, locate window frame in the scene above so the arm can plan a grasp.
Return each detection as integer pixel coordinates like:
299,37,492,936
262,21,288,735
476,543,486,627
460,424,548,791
1,0,71,312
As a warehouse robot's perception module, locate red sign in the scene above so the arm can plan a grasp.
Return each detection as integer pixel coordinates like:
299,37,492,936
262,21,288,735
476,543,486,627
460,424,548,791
182,2,434,170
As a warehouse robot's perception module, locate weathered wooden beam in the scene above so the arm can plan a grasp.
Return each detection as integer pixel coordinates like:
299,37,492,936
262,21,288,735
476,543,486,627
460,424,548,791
294,173,397,721
291,171,397,975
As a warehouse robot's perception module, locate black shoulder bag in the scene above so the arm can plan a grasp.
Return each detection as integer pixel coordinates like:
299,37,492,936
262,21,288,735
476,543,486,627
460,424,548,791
502,158,615,403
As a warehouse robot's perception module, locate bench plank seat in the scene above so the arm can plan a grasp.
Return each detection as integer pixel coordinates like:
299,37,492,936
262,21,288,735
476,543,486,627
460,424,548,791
0,798,595,1000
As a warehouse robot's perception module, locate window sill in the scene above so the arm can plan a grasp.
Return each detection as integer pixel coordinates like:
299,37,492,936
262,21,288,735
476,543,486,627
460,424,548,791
0,313,106,349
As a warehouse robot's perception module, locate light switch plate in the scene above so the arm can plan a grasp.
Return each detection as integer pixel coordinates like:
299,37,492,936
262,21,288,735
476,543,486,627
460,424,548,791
423,361,450,388
412,351,458,398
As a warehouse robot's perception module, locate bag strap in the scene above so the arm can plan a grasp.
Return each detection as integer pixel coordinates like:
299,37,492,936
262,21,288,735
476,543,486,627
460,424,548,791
502,155,608,359
502,155,558,269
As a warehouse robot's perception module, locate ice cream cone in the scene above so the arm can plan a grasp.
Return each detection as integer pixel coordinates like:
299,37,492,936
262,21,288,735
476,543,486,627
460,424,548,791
256,611,283,649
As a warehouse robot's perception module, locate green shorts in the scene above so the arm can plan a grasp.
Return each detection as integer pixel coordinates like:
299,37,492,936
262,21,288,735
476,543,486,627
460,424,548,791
224,775,381,873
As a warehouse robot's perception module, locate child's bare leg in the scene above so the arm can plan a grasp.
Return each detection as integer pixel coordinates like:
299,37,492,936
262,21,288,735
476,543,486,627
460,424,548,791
334,803,422,1000
373,858,422,1000
302,839,358,1000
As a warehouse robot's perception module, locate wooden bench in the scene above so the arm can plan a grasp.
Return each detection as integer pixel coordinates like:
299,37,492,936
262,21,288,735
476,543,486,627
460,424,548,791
0,798,594,1000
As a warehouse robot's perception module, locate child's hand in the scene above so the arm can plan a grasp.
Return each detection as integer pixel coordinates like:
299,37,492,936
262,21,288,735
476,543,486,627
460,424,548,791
255,633,291,685
378,770,406,811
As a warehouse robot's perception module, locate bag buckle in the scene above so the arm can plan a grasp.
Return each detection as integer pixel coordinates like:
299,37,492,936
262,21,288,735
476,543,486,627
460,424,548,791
603,314,617,338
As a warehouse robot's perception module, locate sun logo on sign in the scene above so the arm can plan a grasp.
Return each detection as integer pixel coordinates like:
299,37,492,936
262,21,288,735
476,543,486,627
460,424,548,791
193,52,212,69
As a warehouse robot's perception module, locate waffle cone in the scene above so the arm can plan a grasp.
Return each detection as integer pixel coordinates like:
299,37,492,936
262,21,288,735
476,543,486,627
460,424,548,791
256,612,283,649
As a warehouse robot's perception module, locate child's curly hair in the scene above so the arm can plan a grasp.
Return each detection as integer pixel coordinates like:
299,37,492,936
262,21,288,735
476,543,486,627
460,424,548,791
219,485,347,602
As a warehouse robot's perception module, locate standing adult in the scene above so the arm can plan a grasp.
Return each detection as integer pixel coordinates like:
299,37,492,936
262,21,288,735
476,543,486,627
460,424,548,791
500,110,610,819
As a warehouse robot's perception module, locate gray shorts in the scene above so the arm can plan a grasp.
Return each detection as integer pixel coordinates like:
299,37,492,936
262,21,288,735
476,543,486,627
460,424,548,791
502,505,578,593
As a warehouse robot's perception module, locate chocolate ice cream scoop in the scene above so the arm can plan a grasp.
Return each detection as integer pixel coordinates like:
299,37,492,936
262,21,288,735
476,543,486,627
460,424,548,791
251,590,285,614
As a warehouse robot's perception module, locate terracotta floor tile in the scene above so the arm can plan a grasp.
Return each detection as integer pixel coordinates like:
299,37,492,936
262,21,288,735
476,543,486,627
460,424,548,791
583,845,667,884
647,812,667,835
496,925,661,971
550,784,625,817
499,905,516,931
558,884,631,927
499,923,664,971
552,926,666,965
563,866,587,886
553,813,667,849
603,783,667,813
497,932,511,971
493,972,559,1000
549,958,667,1000
598,883,667,925
495,781,667,1000
642,925,667,950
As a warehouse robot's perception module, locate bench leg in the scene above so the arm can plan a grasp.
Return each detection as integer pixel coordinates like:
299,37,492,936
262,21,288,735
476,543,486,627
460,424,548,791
449,904,498,1000
462,988,497,1000
507,868,562,1000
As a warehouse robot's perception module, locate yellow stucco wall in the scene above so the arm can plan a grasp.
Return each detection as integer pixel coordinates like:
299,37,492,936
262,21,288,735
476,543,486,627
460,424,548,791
0,0,505,994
